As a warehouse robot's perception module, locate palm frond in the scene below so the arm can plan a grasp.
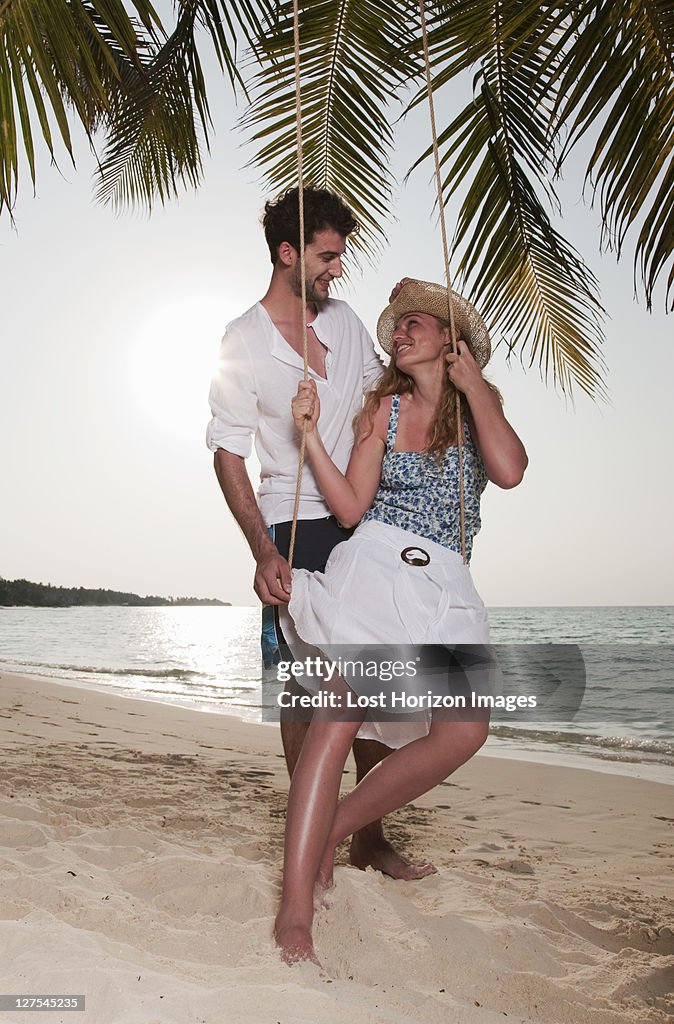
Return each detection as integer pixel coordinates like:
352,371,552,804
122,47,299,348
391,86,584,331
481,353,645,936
94,4,205,209
0,0,275,215
92,0,277,210
458,131,607,398
0,0,162,214
241,0,422,258
181,0,276,88
512,0,674,310
409,0,607,397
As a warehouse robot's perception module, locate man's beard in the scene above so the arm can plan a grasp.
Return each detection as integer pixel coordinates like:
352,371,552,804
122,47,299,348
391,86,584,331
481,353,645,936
289,264,328,308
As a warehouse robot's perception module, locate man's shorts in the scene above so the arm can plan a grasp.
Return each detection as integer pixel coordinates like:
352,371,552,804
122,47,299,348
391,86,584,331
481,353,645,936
260,515,353,668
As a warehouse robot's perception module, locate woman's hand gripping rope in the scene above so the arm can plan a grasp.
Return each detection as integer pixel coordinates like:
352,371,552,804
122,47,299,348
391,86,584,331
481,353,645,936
445,337,485,398
292,379,321,434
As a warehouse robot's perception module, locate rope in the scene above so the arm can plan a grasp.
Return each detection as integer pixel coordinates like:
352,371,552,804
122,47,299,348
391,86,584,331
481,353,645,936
287,0,310,570
418,0,466,563
286,0,466,566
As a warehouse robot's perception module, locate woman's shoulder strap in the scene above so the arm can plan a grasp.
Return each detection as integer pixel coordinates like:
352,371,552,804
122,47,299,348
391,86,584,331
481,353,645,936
386,393,400,452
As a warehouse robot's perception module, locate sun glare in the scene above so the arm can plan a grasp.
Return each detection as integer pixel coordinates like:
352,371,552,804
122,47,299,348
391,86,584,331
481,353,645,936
130,296,231,441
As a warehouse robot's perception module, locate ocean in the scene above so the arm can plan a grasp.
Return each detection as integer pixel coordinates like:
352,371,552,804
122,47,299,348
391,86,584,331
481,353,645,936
1,605,672,783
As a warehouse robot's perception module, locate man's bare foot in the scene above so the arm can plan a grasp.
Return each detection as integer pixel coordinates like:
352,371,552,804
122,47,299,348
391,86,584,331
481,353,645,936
274,923,320,966
349,833,436,880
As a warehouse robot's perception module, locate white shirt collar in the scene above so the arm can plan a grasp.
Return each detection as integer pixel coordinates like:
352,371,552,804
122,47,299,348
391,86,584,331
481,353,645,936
258,302,332,375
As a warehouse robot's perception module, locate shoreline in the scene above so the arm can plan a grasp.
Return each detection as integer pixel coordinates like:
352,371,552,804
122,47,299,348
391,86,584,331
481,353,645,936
4,665,673,785
1,668,673,1023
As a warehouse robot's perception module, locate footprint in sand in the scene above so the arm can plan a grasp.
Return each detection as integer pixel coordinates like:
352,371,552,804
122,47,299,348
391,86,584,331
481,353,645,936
495,858,535,875
233,842,267,861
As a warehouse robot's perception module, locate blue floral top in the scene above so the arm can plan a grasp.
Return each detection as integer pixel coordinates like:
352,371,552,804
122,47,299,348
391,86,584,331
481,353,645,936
362,393,488,561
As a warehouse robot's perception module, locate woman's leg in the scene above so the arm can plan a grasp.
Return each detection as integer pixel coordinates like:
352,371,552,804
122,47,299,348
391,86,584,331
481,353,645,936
274,694,365,964
318,712,489,885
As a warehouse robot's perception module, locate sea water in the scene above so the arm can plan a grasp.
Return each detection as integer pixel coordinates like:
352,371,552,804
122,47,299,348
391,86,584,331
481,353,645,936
1,605,672,780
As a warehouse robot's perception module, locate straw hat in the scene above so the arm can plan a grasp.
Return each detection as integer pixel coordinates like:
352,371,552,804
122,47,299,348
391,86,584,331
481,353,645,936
377,278,491,368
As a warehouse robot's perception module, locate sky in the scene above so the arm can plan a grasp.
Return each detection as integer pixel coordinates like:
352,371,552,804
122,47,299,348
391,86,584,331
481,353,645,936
1,31,672,608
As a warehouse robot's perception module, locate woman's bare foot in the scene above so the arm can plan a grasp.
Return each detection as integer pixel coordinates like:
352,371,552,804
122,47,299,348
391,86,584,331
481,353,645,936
349,833,436,880
313,879,333,911
274,922,320,966
316,845,336,893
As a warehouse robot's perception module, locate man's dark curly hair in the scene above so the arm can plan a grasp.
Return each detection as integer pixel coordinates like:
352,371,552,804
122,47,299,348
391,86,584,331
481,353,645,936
262,186,358,264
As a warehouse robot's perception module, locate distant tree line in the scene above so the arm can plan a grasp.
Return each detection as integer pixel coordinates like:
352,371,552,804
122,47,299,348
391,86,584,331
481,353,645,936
0,578,228,608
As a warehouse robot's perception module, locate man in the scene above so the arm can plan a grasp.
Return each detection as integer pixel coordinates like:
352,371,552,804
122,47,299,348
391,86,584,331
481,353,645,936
207,187,433,879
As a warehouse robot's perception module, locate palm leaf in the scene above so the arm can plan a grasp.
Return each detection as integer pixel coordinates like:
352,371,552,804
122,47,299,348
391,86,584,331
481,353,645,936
241,0,422,258
531,0,674,310
189,0,276,78
93,4,204,209
408,0,607,397
92,0,277,209
0,0,162,213
0,0,275,215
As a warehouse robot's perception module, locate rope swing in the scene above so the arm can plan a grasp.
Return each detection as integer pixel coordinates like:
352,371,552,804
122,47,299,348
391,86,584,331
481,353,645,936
287,0,467,569
286,0,310,570
418,0,466,563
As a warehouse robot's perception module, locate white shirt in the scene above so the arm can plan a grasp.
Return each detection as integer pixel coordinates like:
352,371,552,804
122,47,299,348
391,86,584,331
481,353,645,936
206,300,383,525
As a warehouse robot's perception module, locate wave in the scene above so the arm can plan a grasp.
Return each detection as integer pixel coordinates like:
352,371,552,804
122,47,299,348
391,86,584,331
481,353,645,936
490,723,674,760
0,657,212,682
2,655,671,768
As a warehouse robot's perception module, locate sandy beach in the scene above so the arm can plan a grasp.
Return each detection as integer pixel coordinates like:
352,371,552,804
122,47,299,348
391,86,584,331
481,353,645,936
1,670,672,1024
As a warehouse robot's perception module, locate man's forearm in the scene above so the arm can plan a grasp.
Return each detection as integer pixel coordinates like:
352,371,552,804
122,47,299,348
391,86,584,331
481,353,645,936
214,449,291,605
213,449,276,560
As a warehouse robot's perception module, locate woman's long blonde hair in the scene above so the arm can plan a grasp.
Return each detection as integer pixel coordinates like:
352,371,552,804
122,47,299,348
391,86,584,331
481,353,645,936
357,319,501,457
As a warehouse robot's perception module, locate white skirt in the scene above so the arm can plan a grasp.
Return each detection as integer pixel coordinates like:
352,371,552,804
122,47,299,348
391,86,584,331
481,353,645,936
280,521,493,749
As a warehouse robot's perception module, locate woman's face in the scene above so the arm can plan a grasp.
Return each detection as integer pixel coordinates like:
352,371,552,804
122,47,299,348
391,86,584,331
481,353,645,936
391,312,450,369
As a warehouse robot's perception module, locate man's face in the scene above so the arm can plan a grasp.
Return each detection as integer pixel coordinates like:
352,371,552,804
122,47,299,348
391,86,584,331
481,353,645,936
289,227,346,306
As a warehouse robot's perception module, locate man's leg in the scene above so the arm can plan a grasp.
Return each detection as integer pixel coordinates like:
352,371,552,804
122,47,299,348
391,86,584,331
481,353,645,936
349,737,436,879
280,722,309,776
280,682,310,777
261,524,311,777
270,517,433,879
271,518,351,781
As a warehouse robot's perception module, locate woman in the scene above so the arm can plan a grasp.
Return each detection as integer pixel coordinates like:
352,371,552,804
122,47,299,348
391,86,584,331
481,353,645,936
275,279,528,965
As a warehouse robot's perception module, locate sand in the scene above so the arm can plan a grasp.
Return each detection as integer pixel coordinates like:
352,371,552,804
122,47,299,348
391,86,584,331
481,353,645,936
0,670,672,1024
